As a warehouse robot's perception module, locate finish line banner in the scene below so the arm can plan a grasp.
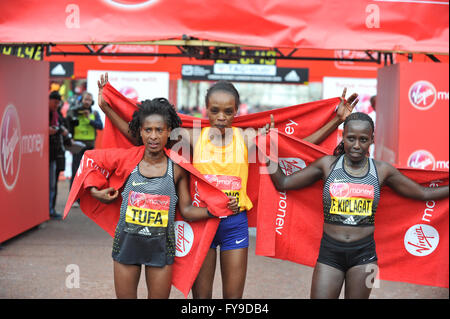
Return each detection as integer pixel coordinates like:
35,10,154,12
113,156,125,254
0,1,448,53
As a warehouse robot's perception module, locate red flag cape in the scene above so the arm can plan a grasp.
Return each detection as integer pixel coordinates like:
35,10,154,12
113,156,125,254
255,131,449,288
67,83,338,297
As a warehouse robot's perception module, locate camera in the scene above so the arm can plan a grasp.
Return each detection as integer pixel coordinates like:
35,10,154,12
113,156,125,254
72,106,85,114
51,125,60,132
68,110,80,127
67,105,87,127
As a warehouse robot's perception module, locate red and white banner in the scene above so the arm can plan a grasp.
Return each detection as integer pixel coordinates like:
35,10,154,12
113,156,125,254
0,0,448,53
256,131,449,288
376,62,449,170
0,55,49,243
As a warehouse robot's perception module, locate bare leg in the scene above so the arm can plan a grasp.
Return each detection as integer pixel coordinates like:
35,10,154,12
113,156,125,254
220,247,248,299
344,262,378,299
113,261,141,299
144,264,173,299
192,248,217,299
310,262,345,299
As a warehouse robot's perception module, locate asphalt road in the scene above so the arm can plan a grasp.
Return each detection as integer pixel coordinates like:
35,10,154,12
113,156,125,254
0,180,448,299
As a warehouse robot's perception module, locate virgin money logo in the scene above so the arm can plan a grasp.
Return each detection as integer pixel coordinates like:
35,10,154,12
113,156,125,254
98,45,159,64
408,81,437,111
119,86,139,103
279,157,306,176
204,174,242,191
404,224,439,257
129,191,146,207
407,150,435,170
0,104,21,191
175,221,194,257
103,0,158,9
333,50,381,71
330,183,350,198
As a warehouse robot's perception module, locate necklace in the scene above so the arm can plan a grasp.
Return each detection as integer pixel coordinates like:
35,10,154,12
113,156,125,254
344,156,368,176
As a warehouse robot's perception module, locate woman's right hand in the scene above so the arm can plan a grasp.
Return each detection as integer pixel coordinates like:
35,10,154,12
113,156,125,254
90,186,119,204
226,195,240,214
97,72,111,112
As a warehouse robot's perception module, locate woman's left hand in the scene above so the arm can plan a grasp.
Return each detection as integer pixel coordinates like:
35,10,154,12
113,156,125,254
90,186,119,204
336,88,359,122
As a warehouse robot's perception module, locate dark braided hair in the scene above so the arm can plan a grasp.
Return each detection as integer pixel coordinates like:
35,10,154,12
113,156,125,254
333,112,375,156
205,81,240,110
129,97,182,146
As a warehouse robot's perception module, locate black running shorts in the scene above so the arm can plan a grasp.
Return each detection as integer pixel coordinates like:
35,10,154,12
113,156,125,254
317,232,377,272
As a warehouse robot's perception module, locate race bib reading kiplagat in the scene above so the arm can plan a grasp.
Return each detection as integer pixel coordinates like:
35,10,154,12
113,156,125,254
329,182,374,216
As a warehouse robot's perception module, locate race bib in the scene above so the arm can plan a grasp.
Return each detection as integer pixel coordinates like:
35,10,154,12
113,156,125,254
125,191,170,227
329,183,374,216
204,174,242,206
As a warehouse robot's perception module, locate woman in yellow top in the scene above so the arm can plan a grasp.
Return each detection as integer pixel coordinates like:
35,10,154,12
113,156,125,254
97,73,358,299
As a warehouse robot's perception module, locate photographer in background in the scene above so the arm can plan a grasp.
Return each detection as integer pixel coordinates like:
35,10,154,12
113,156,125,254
49,91,71,220
66,91,103,192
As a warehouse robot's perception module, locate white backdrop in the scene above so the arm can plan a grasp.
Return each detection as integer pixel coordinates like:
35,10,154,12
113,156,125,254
87,70,170,124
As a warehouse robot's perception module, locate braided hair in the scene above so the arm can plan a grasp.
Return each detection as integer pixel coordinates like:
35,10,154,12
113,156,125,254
128,97,182,146
205,81,240,110
333,112,375,156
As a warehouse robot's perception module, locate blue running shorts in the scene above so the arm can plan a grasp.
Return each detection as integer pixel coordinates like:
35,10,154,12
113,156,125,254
211,211,249,251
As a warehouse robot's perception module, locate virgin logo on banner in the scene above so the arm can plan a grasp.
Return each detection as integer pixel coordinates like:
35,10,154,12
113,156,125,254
407,150,436,170
0,104,21,191
407,150,449,171
408,80,449,111
404,224,439,257
278,157,305,176
174,221,194,257
409,81,437,111
0,103,46,191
